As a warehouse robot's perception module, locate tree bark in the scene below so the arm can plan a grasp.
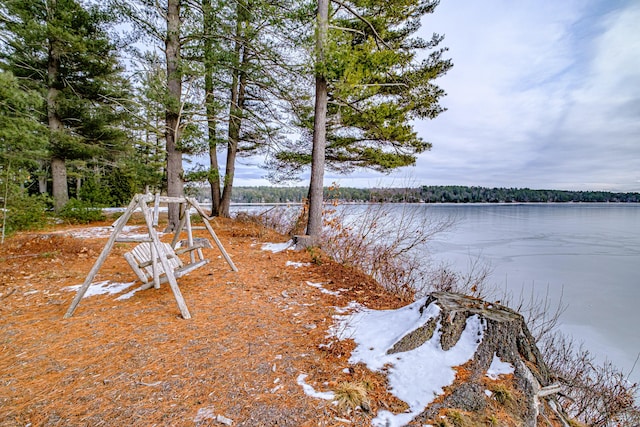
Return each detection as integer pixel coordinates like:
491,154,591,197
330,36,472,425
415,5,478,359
46,0,68,213
51,157,67,211
306,0,329,239
165,0,183,231
207,121,221,216
37,161,48,194
219,1,249,218
203,0,221,216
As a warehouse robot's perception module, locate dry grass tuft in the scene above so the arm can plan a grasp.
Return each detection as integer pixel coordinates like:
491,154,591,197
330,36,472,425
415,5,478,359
333,381,370,413
491,383,513,406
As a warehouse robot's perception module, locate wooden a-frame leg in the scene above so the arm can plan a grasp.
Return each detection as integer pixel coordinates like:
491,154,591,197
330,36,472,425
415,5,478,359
188,198,238,272
170,203,187,248
64,196,140,318
140,201,191,319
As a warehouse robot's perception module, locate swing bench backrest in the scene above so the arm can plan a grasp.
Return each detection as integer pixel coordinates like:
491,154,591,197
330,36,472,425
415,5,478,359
124,242,183,284
123,238,214,285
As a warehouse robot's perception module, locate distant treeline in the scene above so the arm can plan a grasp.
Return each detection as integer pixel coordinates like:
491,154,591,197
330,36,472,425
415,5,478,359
199,186,640,204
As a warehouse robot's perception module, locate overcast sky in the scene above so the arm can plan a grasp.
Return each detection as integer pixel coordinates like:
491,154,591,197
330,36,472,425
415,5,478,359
230,0,640,191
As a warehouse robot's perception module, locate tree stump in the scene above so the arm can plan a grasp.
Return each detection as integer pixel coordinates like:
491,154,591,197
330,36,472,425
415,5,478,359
393,292,570,426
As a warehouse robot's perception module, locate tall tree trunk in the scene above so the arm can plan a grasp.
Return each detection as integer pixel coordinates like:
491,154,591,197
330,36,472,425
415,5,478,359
207,116,221,216
165,0,183,231
46,0,68,213
219,2,248,218
38,161,48,194
219,68,247,218
51,157,67,211
203,0,221,216
306,0,329,238
76,175,82,200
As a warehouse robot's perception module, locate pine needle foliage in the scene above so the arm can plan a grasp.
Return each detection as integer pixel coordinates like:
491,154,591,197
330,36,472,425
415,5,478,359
270,0,452,179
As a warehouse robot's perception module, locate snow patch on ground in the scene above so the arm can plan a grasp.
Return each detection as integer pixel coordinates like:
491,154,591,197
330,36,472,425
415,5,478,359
305,281,341,296
261,241,294,253
64,280,136,298
297,374,335,401
115,285,145,300
194,407,216,422
330,297,485,426
67,225,154,239
286,261,311,268
486,353,515,379
194,407,233,425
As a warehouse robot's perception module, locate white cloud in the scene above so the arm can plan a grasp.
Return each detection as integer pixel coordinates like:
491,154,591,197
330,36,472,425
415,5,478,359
407,0,640,191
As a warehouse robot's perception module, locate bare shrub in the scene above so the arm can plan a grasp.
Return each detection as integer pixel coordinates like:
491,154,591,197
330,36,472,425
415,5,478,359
233,205,302,236
319,203,454,298
498,284,567,342
541,332,640,426
423,257,495,300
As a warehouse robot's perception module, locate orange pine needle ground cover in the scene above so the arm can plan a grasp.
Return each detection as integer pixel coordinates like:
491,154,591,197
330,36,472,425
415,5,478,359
0,217,407,426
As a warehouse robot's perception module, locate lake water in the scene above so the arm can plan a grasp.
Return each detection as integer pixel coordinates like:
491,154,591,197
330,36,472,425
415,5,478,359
232,202,640,384
417,203,640,385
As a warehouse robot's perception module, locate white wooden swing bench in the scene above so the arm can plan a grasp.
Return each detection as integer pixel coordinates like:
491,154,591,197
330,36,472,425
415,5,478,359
64,194,237,319
123,238,213,289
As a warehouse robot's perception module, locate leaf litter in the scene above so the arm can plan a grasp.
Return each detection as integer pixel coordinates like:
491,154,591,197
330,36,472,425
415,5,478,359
0,217,408,426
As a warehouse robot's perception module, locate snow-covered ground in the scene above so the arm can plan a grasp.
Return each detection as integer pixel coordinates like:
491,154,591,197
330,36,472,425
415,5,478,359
64,225,158,240
260,240,294,253
286,261,311,268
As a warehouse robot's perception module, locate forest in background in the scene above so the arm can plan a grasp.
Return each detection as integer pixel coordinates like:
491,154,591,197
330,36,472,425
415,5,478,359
198,185,640,204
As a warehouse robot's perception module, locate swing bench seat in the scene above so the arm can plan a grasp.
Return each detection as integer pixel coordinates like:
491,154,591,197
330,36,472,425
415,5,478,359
124,239,212,285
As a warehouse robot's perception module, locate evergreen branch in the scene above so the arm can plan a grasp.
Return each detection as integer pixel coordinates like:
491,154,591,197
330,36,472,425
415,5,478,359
111,0,165,43
328,24,365,36
329,0,392,50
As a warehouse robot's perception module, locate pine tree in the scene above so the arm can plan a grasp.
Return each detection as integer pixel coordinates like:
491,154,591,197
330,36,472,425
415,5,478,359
114,0,202,229
271,0,452,237
1,0,130,211
0,71,47,168
0,70,48,238
129,56,168,194
201,0,225,216
193,0,306,217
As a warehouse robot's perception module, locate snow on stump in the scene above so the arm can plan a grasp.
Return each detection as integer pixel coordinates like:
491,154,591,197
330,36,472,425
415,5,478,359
401,292,564,426
332,291,572,425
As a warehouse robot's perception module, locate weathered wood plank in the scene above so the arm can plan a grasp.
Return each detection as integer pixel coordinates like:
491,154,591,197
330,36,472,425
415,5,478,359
115,237,154,243
124,251,149,283
174,260,208,278
152,193,160,227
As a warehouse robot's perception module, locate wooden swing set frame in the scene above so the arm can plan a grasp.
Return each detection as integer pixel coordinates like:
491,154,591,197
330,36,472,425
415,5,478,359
64,193,238,319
